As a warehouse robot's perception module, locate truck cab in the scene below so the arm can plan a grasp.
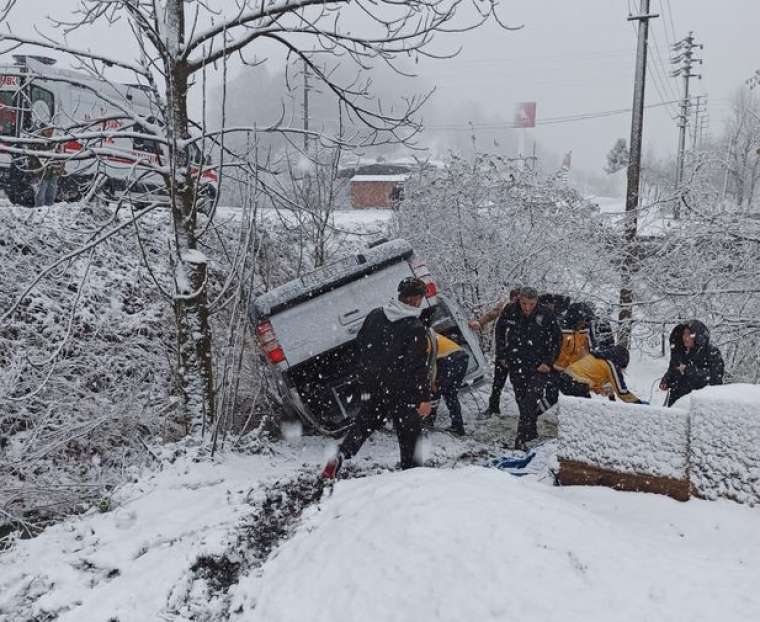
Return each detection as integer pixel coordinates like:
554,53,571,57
250,239,487,436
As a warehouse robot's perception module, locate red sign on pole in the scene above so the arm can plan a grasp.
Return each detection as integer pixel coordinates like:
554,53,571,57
514,101,537,128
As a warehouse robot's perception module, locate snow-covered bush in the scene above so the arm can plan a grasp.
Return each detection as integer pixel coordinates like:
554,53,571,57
394,153,617,320
0,202,286,529
0,203,174,528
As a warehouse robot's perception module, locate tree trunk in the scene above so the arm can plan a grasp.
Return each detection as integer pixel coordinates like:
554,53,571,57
164,3,216,434
174,251,215,435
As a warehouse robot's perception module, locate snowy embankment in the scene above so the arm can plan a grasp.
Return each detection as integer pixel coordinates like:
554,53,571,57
2,433,758,622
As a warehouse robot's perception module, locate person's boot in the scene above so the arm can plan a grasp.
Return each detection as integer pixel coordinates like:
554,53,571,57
320,451,344,480
479,396,500,419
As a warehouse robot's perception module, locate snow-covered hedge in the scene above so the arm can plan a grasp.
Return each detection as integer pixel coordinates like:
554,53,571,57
557,396,689,481
686,385,760,506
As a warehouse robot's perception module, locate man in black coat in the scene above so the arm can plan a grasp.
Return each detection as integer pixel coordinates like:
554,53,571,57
496,286,561,450
321,277,434,478
660,320,724,406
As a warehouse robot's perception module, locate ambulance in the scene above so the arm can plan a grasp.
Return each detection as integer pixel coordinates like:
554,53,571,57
0,55,217,206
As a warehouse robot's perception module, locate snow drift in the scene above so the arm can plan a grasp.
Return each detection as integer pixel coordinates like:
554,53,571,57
232,466,760,622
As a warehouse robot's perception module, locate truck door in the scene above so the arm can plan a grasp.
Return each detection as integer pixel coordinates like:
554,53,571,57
429,295,487,388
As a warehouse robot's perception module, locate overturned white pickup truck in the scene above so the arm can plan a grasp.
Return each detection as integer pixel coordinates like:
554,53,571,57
250,239,487,435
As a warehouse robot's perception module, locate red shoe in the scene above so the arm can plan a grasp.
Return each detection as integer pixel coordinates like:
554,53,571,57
320,453,343,480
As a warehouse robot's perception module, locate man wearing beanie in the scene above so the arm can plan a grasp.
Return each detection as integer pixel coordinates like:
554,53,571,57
321,277,434,478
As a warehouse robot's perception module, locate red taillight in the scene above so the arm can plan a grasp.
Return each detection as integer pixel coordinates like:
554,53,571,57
256,321,286,364
425,281,438,298
267,347,286,364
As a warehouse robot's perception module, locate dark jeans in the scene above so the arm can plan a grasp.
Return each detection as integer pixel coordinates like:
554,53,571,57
511,371,550,444
340,397,422,469
35,176,58,207
488,359,510,411
433,350,469,429
666,381,699,407
542,371,591,412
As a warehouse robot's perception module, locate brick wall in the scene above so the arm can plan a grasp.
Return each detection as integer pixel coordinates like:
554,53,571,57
351,181,398,209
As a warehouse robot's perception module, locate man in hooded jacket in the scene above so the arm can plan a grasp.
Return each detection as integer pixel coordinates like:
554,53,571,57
660,320,724,406
321,277,434,478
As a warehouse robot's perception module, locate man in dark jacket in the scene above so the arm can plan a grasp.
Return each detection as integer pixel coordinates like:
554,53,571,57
496,286,561,450
468,287,521,416
660,320,724,406
321,277,433,478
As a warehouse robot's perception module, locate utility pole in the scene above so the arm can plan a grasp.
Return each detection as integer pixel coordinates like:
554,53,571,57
698,113,710,146
691,95,707,151
618,0,658,350
672,31,703,218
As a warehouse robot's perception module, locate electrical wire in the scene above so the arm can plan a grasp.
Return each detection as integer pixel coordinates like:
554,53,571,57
424,100,679,131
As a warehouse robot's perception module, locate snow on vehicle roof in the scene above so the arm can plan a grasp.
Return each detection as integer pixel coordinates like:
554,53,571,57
252,238,414,318
350,174,409,182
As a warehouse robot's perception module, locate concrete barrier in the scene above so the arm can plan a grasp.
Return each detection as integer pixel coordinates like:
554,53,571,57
557,396,690,500
557,385,760,505
686,384,760,506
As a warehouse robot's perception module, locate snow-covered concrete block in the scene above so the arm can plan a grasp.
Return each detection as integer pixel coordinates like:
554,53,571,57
557,396,690,479
687,384,760,506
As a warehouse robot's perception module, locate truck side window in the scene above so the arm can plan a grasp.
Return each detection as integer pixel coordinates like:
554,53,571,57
23,84,55,130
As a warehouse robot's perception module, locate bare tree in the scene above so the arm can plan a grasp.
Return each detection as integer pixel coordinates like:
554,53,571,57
721,87,760,211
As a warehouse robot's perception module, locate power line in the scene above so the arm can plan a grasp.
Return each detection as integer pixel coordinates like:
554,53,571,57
663,0,679,47
424,100,678,131
648,24,681,113
426,46,670,68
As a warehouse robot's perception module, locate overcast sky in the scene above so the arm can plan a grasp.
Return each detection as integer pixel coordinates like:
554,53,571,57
6,0,760,175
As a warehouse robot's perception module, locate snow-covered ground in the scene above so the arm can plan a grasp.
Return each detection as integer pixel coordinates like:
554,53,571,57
243,467,760,622
2,423,757,622
3,351,756,622
215,205,393,235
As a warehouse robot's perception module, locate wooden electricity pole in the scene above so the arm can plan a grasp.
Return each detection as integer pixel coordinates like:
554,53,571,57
618,0,658,349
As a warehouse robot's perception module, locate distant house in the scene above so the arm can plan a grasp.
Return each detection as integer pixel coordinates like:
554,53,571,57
347,163,410,209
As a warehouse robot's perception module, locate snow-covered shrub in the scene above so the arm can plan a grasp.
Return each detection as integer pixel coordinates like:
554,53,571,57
687,384,760,505
0,203,175,527
0,203,289,528
394,153,616,328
